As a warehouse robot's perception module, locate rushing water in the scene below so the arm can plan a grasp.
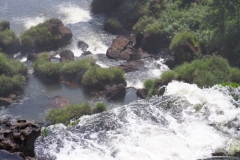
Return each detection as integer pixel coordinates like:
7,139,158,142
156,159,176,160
1,1,240,160
35,81,240,160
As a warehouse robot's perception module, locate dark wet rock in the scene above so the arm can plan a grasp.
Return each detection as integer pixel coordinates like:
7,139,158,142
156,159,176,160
164,57,175,69
49,95,71,108
81,51,92,56
59,50,74,61
0,150,24,160
49,18,72,43
0,21,10,31
136,89,148,99
105,84,126,100
8,94,17,100
0,119,41,158
0,97,13,106
77,40,89,51
119,59,145,73
107,36,150,61
27,53,37,62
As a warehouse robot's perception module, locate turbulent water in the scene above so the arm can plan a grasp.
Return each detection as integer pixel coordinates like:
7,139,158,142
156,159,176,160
1,1,240,160
35,81,240,160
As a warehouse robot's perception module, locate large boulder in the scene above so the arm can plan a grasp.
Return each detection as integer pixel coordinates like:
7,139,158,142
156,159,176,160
106,36,132,60
106,36,150,61
105,84,126,100
49,96,71,108
21,18,73,52
0,97,13,106
0,119,41,158
59,50,74,61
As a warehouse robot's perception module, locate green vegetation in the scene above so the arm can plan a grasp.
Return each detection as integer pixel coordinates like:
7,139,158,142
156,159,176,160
144,56,240,96
45,103,91,125
20,19,61,49
82,66,124,86
0,21,19,52
106,18,121,29
0,75,26,95
60,58,95,76
0,53,28,95
221,82,240,88
32,56,61,78
92,102,107,114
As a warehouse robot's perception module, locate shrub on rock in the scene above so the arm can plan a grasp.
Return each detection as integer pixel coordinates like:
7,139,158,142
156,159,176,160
170,31,202,65
46,103,91,125
0,53,28,96
32,53,61,81
20,18,72,51
0,21,21,53
82,66,125,88
60,58,95,77
104,18,124,35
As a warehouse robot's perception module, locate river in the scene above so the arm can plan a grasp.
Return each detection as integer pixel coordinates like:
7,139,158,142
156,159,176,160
0,0,240,160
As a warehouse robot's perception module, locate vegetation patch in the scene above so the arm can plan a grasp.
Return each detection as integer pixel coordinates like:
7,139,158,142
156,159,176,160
45,103,91,125
20,19,61,50
82,66,125,87
144,55,240,97
0,53,27,95
60,58,95,77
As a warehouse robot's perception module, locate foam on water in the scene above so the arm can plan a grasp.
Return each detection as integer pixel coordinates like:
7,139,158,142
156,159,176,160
35,81,240,160
17,17,46,29
57,5,91,24
126,59,169,88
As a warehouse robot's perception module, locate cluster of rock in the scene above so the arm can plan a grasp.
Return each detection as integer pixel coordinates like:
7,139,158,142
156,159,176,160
0,119,41,159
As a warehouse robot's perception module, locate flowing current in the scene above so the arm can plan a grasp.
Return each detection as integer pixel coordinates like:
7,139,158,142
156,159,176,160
1,0,240,160
35,81,240,160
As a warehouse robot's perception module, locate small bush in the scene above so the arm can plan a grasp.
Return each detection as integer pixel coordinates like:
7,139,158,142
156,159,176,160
92,102,107,114
61,58,95,76
82,66,125,86
20,19,61,49
37,52,52,60
0,75,26,94
106,18,121,29
159,70,178,84
0,29,16,46
221,82,240,88
0,21,9,31
46,103,91,125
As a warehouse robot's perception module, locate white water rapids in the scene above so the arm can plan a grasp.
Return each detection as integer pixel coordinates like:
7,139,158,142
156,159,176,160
35,81,240,160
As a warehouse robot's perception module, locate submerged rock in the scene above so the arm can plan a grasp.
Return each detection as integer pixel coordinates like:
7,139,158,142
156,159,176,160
49,95,71,108
118,59,145,73
0,119,40,158
0,150,24,160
